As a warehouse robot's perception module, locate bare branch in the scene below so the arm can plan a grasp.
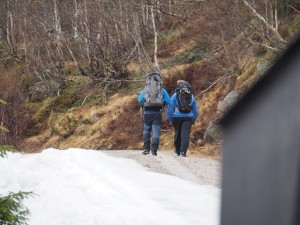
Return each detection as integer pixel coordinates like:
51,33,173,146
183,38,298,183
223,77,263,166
196,74,232,99
288,5,300,13
241,0,286,43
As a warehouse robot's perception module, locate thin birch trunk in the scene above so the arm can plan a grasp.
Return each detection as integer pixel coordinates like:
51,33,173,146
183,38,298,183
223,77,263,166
22,7,28,64
151,5,160,72
53,0,61,38
83,0,91,64
242,0,285,43
73,0,79,39
6,10,14,52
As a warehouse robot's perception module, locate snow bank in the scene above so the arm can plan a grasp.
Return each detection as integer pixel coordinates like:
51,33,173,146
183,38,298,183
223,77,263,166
0,148,220,225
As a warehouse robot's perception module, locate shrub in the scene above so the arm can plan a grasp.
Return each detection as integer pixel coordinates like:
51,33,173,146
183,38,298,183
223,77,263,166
0,192,32,225
0,99,32,225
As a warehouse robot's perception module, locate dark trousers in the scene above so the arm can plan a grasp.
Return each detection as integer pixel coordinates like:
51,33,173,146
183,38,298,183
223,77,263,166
143,113,162,151
173,117,193,154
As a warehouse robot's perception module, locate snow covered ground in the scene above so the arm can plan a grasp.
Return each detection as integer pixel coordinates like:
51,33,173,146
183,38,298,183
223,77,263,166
0,148,220,225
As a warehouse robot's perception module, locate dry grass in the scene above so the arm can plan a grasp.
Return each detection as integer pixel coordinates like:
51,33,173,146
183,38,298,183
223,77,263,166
19,6,296,159
189,143,222,160
22,93,146,151
22,130,53,153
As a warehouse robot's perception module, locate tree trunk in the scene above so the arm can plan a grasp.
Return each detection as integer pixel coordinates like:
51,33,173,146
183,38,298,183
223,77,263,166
242,0,285,43
151,5,160,72
53,0,61,38
73,0,79,39
83,0,91,65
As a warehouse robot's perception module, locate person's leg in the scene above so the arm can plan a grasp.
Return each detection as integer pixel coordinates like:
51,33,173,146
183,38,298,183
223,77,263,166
180,119,193,156
173,117,182,156
143,123,151,154
150,114,162,155
151,124,161,155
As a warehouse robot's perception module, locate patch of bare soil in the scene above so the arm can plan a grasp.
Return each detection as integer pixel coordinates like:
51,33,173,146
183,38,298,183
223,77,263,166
103,150,221,188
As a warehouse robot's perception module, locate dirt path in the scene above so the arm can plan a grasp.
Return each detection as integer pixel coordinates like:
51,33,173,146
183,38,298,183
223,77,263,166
103,150,221,188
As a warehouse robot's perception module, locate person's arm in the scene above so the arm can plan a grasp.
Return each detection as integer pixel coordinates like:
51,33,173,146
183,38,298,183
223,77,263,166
166,94,176,122
162,89,171,105
191,96,199,123
137,90,145,103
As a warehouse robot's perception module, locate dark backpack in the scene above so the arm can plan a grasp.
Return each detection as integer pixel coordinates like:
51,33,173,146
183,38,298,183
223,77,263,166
176,82,192,113
143,73,163,109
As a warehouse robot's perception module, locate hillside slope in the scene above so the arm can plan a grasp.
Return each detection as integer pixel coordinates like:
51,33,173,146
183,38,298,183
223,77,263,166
1,1,300,157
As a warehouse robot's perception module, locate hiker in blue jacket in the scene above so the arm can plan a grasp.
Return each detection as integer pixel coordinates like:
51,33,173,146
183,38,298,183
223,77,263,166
167,80,198,157
138,73,171,156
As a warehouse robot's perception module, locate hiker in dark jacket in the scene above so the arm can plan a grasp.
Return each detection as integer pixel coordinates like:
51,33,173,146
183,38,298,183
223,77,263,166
138,75,170,156
167,80,198,157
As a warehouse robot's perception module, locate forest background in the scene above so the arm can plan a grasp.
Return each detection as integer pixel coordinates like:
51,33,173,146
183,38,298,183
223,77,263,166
0,0,300,157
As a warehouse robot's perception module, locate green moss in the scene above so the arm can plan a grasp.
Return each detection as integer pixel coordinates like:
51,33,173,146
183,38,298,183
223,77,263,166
158,31,168,41
50,114,79,137
160,46,206,69
33,98,55,122
254,48,268,59
284,16,300,35
57,115,78,138
164,29,182,45
80,118,93,125
61,66,79,76
25,102,43,114
20,74,36,93
45,82,81,116
81,95,104,106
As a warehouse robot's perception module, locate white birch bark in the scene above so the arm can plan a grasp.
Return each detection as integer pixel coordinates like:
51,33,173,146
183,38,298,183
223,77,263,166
23,11,28,63
97,21,102,41
6,10,14,51
53,0,61,38
115,23,121,46
83,0,91,64
151,5,160,72
73,0,79,39
242,0,285,43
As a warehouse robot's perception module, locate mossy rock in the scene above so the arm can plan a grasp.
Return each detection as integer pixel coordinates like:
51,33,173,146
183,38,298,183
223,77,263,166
50,114,79,138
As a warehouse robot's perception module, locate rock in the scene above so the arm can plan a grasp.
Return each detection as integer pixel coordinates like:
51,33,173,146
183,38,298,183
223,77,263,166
33,82,49,94
257,60,271,73
196,139,205,146
203,118,223,143
217,90,239,113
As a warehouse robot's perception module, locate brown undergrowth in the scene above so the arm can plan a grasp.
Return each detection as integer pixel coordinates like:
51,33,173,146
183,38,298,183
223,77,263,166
16,6,300,158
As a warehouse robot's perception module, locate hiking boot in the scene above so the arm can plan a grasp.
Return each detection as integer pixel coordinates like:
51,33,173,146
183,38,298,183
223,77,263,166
181,152,186,157
151,150,157,156
175,149,180,156
142,149,150,155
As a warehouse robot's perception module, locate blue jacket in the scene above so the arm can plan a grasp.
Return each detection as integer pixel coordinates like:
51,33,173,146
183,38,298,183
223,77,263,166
138,88,170,113
166,93,198,122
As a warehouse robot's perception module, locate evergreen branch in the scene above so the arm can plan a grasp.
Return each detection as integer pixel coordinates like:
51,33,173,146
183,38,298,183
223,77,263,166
0,146,15,158
0,192,33,225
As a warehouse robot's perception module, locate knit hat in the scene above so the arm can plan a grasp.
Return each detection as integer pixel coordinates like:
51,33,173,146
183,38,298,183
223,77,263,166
177,80,186,85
